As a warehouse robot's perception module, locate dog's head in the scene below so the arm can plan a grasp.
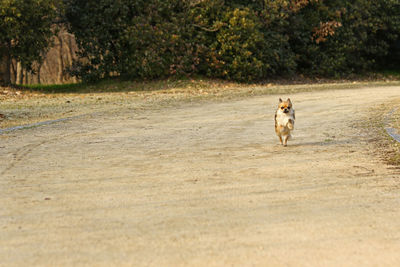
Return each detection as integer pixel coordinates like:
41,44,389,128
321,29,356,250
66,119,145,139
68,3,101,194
277,98,292,114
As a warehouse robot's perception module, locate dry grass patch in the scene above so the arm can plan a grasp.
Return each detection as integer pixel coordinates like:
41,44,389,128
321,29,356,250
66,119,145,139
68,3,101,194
365,100,400,166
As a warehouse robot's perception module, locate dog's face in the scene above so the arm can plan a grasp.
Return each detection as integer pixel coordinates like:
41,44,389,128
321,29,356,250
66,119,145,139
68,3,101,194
277,98,292,114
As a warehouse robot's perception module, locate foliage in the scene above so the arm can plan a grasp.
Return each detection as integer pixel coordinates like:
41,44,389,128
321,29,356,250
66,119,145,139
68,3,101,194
289,0,400,76
61,0,400,81
64,0,201,82
198,6,295,81
205,7,267,81
0,0,58,84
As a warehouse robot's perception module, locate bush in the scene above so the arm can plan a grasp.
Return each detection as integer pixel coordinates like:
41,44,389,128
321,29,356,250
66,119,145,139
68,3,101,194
64,0,400,82
65,0,201,81
201,6,295,81
289,0,400,76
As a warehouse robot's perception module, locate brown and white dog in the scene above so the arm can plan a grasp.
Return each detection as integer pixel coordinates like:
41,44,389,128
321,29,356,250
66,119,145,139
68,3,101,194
275,98,295,146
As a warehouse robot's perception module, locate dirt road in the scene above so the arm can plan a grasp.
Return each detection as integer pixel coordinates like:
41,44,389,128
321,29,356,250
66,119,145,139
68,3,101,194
1,86,400,266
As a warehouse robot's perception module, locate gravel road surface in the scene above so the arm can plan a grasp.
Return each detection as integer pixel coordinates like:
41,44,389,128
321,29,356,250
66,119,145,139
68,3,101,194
1,87,400,266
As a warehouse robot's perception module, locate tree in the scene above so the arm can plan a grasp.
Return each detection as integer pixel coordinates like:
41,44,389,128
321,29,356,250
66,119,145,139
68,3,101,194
0,0,58,85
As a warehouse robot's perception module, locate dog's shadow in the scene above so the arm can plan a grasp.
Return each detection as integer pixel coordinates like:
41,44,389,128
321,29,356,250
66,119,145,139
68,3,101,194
287,139,352,148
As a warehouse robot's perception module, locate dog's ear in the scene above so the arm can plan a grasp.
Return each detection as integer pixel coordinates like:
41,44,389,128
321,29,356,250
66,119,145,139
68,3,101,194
287,98,291,103
279,98,283,103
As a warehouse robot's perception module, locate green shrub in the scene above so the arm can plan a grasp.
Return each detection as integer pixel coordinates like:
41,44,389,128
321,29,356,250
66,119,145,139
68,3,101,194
64,0,400,82
65,0,202,81
289,0,400,76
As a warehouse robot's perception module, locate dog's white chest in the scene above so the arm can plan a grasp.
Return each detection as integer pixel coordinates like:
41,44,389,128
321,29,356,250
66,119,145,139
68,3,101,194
276,113,292,126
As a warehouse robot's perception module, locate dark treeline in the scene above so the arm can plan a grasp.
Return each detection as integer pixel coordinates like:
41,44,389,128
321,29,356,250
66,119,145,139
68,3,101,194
65,0,400,82
1,0,400,84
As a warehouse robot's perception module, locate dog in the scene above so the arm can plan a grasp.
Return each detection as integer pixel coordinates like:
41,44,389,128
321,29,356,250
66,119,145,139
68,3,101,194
275,98,295,146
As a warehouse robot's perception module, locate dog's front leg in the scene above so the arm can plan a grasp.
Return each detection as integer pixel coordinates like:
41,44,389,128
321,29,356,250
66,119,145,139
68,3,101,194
278,135,283,145
283,135,289,146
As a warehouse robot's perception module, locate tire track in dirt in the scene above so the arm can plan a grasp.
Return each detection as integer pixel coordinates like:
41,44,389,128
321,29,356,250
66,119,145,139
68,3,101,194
0,142,46,177
0,126,101,177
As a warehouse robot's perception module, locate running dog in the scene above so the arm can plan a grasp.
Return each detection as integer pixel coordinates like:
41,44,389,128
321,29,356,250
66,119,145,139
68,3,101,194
275,98,295,146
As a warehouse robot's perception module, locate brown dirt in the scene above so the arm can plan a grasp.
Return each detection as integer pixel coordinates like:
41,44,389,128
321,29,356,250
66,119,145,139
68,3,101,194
1,86,400,266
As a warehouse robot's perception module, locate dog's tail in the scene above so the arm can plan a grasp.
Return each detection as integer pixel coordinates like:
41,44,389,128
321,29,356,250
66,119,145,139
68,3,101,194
287,119,294,130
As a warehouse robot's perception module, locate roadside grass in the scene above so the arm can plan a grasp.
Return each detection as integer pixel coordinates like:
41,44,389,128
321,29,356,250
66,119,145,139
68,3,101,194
22,77,239,94
1,76,400,130
25,83,84,93
385,105,400,165
366,101,400,167
20,71,400,95
380,69,400,80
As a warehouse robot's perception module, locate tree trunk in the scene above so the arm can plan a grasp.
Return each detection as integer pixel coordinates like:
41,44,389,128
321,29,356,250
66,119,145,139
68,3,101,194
25,69,29,84
18,62,24,85
67,33,78,83
4,41,11,85
37,62,42,84
57,35,64,83
11,59,17,84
